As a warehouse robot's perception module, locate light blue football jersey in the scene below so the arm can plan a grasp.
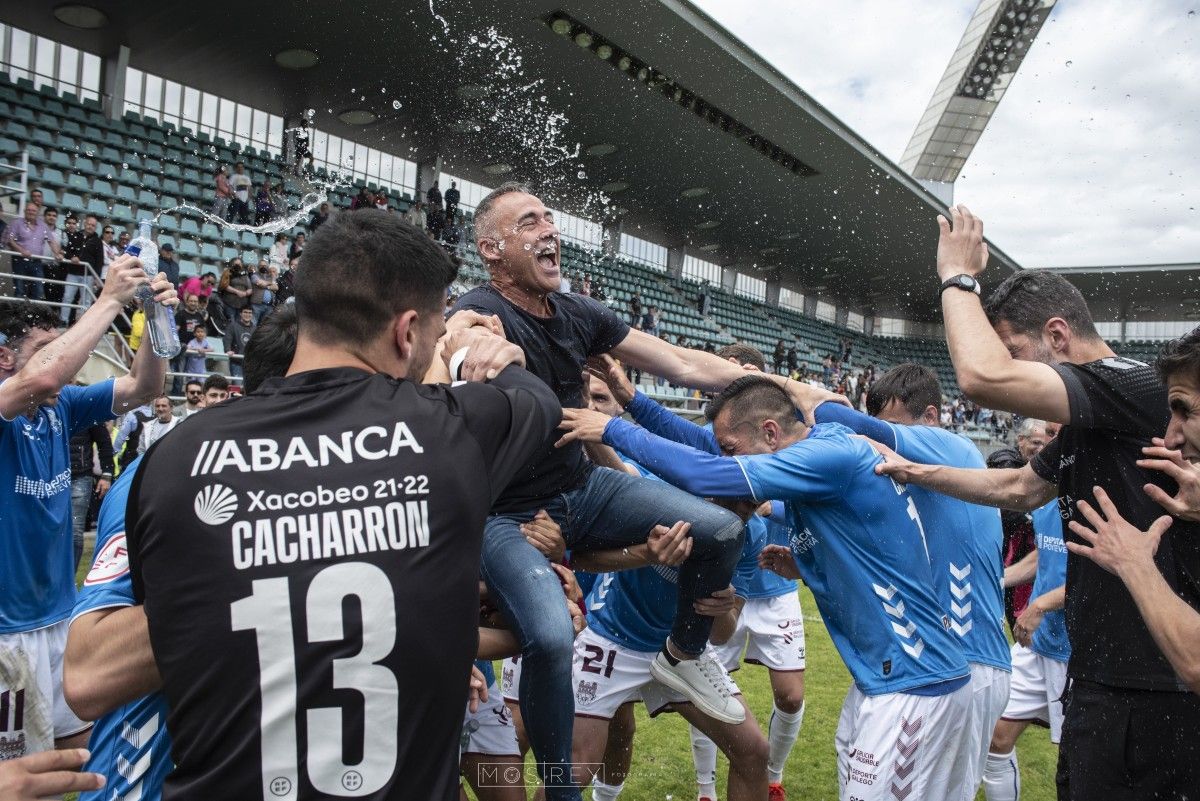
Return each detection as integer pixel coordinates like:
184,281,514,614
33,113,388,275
1030,501,1071,662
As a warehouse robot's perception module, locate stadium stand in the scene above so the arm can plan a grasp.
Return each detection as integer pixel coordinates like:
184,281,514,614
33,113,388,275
0,70,1156,422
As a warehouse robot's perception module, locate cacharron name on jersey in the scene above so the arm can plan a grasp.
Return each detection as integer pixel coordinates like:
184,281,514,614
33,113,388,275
189,423,425,476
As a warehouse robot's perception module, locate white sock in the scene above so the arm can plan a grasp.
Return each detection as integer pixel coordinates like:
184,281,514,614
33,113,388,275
689,724,719,800
982,750,1020,801
767,702,805,784
591,779,625,801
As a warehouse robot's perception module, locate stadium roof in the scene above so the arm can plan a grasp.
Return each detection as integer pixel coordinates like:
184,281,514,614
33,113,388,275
3,0,1025,321
1040,263,1200,324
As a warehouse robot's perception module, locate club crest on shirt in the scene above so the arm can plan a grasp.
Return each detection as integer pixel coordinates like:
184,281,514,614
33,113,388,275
84,533,130,585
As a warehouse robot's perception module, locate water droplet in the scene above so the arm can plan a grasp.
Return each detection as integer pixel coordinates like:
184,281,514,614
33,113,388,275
392,100,402,110
523,243,532,251
1065,60,1073,67
577,170,586,179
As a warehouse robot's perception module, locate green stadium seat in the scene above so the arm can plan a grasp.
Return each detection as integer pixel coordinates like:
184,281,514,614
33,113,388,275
92,179,115,197
200,242,220,260
37,188,59,206
180,218,201,236
86,197,109,217
146,143,166,159
61,192,86,215
157,214,179,232
178,259,197,278
177,239,199,259
11,106,35,124
0,135,21,154
103,130,125,147
116,168,140,187
125,153,144,171
219,245,238,261
67,173,90,192
111,203,135,224
142,174,163,192
116,184,137,203
39,167,69,190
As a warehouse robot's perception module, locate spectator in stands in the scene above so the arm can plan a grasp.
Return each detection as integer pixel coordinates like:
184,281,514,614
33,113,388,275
225,306,256,378
179,271,216,304
426,180,443,210
786,344,798,376
773,340,786,375
698,281,712,317
29,188,44,210
425,202,445,239
99,225,118,279
172,293,210,393
441,212,462,252
41,207,66,306
444,180,460,216
403,200,424,229
350,187,371,211
268,233,288,273
200,372,229,406
68,420,113,569
228,162,253,224
175,379,204,418
212,165,233,221
309,201,330,232
274,262,296,306
183,324,213,377
116,231,130,253
58,215,85,325
254,183,275,225
559,271,573,294
3,202,60,300
374,192,389,211
250,260,276,323
629,291,643,325
158,243,179,289
579,273,592,297
217,259,252,321
640,305,660,337
288,232,305,262
137,395,178,454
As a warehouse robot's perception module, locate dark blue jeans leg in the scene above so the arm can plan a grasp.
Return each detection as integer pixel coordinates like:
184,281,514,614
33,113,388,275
479,511,581,801
564,467,744,655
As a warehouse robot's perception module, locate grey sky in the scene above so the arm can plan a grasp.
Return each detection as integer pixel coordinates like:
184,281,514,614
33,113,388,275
691,0,1200,268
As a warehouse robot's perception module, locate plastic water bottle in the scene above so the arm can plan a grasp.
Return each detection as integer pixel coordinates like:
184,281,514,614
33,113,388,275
125,220,181,358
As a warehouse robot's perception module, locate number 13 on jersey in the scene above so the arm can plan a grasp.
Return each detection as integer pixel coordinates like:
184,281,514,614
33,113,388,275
231,562,399,799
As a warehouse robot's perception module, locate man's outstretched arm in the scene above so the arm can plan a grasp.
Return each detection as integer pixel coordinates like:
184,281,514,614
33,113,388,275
869,438,1056,512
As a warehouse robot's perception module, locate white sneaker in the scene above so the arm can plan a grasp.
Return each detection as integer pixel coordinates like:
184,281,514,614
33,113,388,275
650,650,745,724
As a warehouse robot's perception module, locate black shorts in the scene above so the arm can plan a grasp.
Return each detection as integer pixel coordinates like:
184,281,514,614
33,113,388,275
1057,680,1200,800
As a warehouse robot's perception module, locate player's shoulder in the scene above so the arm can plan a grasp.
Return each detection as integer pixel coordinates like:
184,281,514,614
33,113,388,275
454,285,507,315
897,424,984,467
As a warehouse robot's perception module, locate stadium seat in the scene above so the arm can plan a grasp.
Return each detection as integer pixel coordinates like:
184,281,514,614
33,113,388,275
200,242,220,260
116,184,137,203
111,203,135,224
67,173,90,192
86,197,110,217
180,218,201,236
61,192,86,216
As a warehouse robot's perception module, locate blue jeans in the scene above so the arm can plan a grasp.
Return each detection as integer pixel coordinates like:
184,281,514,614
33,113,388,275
12,257,44,300
70,476,94,571
480,466,743,800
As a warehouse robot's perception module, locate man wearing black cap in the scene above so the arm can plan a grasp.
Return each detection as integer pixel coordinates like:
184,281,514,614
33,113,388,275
158,243,180,289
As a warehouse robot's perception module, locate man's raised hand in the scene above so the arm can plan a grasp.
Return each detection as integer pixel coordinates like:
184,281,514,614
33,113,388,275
1139,438,1200,522
936,204,988,282
586,354,635,408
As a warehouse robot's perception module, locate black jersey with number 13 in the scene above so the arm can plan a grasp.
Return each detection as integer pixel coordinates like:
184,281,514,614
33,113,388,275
127,366,558,800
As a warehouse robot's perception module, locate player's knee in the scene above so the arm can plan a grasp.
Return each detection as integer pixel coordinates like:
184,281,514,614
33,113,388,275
524,615,576,670
689,507,744,554
727,727,769,775
772,687,805,713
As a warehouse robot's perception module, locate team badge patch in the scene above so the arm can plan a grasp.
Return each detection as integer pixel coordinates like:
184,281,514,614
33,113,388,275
84,533,130,586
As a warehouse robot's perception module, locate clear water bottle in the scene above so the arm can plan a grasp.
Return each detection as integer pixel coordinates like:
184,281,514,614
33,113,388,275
126,220,181,358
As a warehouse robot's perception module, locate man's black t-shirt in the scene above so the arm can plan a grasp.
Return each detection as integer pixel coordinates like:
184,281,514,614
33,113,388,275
1031,357,1200,691
126,366,559,800
451,285,631,512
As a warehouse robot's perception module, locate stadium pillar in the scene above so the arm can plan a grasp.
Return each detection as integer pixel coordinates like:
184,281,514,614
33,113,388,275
666,246,685,279
416,157,443,198
720,266,737,293
802,295,818,318
602,221,622,259
835,305,850,329
765,277,781,308
863,315,876,336
101,45,131,121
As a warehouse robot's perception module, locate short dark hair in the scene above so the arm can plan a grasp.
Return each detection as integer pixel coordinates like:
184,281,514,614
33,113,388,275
42,205,58,216
1155,326,1200,384
983,271,1099,340
866,363,942,419
705,374,795,429
474,182,532,240
243,305,297,393
0,301,57,350
185,380,203,391
202,373,229,393
716,343,766,371
294,209,457,346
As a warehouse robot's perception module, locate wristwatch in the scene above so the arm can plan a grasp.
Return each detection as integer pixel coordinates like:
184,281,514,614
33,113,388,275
940,274,981,297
